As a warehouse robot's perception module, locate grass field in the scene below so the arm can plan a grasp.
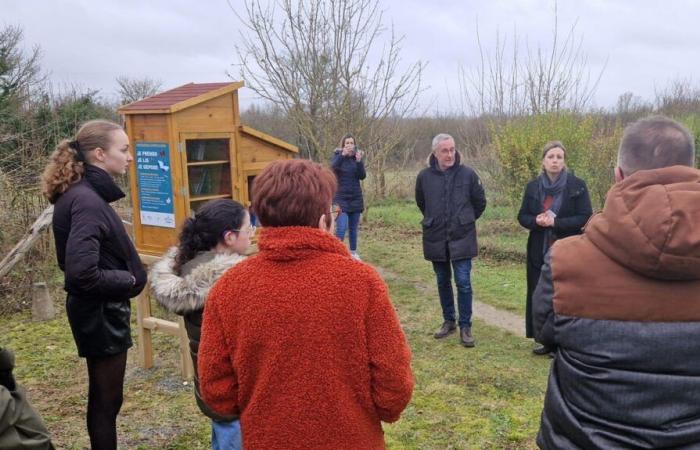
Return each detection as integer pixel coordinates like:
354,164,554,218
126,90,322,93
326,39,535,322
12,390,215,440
1,201,549,449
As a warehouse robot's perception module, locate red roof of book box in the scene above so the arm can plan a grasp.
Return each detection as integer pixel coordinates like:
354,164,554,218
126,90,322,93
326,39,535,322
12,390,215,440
119,81,244,114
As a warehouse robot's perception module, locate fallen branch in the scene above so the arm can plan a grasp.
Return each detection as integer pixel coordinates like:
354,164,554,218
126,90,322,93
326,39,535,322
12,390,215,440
0,205,54,279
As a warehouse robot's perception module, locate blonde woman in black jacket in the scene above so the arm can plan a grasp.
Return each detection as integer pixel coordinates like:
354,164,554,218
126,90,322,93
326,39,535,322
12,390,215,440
41,120,146,450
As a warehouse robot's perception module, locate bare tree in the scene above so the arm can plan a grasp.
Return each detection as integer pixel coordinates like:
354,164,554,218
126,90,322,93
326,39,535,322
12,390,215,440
460,1,605,117
654,78,700,116
230,0,424,168
116,76,162,105
0,25,45,108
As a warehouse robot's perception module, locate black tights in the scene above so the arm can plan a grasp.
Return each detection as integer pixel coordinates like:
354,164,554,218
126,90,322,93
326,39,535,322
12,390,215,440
85,352,127,450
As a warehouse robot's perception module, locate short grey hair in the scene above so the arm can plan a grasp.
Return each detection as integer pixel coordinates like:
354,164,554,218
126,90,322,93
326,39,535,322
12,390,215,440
432,133,454,152
618,115,695,175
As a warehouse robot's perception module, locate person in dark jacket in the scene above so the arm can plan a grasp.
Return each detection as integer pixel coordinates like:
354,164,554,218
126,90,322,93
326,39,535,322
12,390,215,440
0,347,54,449
533,116,700,449
331,133,366,260
517,141,592,355
150,199,251,450
41,119,146,450
415,133,486,347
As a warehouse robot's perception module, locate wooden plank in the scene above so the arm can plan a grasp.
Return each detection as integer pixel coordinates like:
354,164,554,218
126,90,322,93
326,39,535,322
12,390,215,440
177,316,194,380
239,135,291,164
135,290,154,369
142,316,181,335
120,108,171,115
127,113,177,257
168,113,187,250
187,159,229,166
189,193,232,202
242,161,271,171
0,205,53,280
169,81,244,113
174,95,236,132
239,125,299,153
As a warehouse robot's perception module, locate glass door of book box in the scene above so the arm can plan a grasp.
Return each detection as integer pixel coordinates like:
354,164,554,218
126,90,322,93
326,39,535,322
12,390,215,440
180,133,235,213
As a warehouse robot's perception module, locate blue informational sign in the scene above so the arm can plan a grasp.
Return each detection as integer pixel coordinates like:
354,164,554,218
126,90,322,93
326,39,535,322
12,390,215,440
135,142,176,228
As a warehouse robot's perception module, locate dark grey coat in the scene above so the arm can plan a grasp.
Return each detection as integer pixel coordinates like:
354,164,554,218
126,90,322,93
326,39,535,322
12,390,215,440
415,152,486,261
533,166,700,449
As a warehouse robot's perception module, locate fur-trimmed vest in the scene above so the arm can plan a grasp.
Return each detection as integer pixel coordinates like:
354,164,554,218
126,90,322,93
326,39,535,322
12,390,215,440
150,248,246,421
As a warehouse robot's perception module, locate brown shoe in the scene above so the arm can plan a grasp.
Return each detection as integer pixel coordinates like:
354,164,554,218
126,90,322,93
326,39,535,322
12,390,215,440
460,327,475,347
433,321,457,339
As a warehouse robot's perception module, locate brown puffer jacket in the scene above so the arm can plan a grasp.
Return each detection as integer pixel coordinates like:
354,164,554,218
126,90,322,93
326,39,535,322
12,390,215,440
149,248,246,422
534,165,700,449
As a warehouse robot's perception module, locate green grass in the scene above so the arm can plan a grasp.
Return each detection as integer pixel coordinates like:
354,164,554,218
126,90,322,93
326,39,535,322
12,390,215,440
0,200,547,449
359,207,548,449
364,201,528,314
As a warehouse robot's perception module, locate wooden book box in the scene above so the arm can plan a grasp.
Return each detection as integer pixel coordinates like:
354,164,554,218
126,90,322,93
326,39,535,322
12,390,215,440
119,81,297,378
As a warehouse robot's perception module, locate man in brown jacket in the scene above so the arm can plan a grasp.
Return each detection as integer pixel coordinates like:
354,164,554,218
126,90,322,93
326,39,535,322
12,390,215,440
533,116,700,449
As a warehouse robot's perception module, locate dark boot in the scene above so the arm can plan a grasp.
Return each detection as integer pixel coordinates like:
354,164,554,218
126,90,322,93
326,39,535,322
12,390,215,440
433,321,457,339
460,327,475,347
532,345,554,356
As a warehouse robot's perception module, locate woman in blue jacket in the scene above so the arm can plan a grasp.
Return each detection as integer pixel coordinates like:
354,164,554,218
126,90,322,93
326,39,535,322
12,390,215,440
331,133,366,259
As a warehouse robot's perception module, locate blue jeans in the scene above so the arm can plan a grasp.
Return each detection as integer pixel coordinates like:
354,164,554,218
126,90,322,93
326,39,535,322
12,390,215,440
432,258,473,328
335,211,361,251
212,419,242,450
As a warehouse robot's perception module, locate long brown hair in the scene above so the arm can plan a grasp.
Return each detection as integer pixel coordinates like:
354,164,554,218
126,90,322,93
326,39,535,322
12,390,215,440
41,119,123,203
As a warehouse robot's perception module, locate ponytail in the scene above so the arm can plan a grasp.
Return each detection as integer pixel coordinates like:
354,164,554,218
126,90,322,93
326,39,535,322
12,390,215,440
173,217,200,274
40,119,123,203
41,140,85,204
173,199,247,274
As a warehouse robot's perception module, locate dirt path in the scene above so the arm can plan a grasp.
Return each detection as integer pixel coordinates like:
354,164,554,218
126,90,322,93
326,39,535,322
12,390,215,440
375,266,526,338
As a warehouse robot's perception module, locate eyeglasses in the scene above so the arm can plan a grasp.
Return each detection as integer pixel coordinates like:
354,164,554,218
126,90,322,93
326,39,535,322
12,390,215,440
232,225,257,235
332,205,342,218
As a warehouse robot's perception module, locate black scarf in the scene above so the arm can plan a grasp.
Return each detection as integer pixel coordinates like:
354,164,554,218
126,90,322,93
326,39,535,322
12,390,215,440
84,164,125,203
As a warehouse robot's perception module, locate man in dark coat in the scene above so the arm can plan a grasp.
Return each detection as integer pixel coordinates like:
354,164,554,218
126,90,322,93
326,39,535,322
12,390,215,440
533,116,700,449
415,133,486,347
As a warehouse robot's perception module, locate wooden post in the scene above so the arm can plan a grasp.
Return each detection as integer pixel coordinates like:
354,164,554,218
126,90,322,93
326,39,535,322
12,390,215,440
31,281,55,322
177,316,194,380
136,254,194,380
135,288,154,369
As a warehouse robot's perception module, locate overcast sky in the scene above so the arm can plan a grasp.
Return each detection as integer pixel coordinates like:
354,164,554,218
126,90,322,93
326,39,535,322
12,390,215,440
5,0,700,114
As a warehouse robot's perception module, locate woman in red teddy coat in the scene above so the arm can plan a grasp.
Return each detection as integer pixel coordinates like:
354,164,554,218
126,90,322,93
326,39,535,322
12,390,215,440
198,159,414,450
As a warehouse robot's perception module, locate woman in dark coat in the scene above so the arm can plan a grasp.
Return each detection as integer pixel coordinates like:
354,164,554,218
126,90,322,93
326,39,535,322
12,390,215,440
518,141,592,355
331,133,366,260
41,119,147,450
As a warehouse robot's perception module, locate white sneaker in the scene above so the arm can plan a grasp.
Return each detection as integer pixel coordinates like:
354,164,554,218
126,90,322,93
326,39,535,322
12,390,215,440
351,251,361,261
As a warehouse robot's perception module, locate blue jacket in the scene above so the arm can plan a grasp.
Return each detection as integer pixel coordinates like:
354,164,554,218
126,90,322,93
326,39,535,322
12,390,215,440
331,149,366,213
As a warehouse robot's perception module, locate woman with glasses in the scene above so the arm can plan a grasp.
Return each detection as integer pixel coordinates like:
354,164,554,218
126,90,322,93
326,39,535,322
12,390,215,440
150,198,252,450
331,133,366,259
198,159,413,449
